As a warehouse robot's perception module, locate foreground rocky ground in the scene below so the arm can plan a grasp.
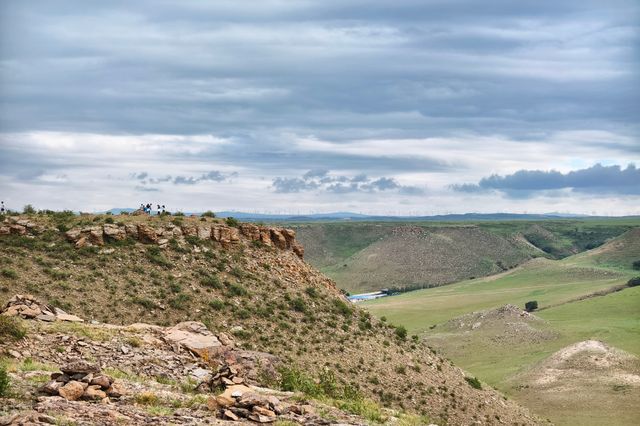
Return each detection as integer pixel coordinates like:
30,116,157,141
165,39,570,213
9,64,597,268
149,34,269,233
1,295,392,425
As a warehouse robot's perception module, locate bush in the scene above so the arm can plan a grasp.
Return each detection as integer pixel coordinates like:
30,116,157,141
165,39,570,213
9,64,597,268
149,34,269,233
628,277,640,287
332,299,353,317
0,316,27,340
464,376,482,390
1,268,17,279
22,204,36,214
290,297,306,313
0,366,9,397
173,211,185,217
394,325,407,340
105,217,114,224
225,217,239,227
525,300,538,312
145,246,173,268
202,211,216,218
633,260,640,271
200,274,222,289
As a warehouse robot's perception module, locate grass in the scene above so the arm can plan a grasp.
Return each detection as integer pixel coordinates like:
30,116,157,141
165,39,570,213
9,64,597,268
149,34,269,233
0,316,27,340
364,258,631,334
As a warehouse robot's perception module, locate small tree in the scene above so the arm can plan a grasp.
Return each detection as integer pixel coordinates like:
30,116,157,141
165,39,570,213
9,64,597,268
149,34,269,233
202,211,216,218
525,301,538,312
632,260,640,271
22,204,36,214
394,325,407,340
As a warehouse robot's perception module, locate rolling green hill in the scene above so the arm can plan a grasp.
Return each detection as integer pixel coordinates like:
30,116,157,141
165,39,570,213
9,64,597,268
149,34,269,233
362,228,640,425
294,219,639,294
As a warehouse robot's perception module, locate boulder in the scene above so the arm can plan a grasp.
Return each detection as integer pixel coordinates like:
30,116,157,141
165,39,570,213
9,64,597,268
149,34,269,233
60,360,100,375
58,381,86,401
137,224,158,244
292,242,304,259
86,227,104,246
9,224,26,235
103,224,126,241
83,385,107,400
282,229,296,247
269,229,287,250
65,229,82,242
240,224,261,241
40,380,63,395
0,226,10,235
106,381,126,398
164,321,223,358
181,224,198,237
197,226,211,240
124,223,138,239
259,229,272,246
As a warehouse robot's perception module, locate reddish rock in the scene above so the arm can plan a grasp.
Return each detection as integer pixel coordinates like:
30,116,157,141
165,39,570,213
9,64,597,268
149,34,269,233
137,224,158,244
103,224,125,241
259,229,272,246
240,224,260,240
58,381,86,401
270,229,287,250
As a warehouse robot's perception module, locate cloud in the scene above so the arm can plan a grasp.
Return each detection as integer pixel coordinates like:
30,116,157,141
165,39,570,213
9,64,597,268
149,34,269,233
452,164,640,196
272,170,424,195
136,170,236,186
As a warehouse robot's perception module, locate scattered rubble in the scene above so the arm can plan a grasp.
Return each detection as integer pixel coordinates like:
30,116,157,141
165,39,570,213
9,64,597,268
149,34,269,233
1,294,83,323
39,360,121,402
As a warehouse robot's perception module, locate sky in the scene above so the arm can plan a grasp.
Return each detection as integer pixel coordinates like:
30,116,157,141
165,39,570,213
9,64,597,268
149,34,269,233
0,0,639,215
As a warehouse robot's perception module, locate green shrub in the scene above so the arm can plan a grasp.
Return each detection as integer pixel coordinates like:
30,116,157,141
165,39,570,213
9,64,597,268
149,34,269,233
0,316,27,340
227,283,248,297
23,204,36,214
145,246,173,268
225,217,239,227
0,366,9,397
332,299,353,317
173,211,185,217
200,274,222,289
105,217,114,224
525,300,538,312
290,297,306,313
633,260,640,271
133,297,157,310
209,299,225,310
305,287,319,298
394,325,407,340
1,268,17,279
464,376,482,390
628,277,640,287
202,211,216,218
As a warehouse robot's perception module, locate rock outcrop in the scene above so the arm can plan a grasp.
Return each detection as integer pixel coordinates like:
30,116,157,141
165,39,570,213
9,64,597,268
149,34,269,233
53,221,305,258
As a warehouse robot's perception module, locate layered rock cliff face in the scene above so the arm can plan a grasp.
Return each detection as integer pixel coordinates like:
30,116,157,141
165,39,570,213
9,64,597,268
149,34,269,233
0,216,304,259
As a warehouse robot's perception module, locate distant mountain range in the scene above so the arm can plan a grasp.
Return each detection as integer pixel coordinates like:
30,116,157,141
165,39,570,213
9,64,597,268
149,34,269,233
105,208,610,222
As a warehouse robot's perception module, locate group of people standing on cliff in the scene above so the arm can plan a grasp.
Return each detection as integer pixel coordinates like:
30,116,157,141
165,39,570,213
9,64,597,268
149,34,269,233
140,203,166,215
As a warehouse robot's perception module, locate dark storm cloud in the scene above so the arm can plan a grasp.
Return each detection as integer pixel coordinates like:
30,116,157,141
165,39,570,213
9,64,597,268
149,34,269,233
452,164,640,196
272,170,424,195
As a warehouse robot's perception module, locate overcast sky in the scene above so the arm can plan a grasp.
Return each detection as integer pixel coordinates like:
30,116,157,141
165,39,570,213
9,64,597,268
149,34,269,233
1,0,638,215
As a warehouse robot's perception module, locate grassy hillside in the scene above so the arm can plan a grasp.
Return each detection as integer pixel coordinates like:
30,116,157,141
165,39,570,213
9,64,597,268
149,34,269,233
0,212,540,425
363,229,640,425
294,219,638,293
